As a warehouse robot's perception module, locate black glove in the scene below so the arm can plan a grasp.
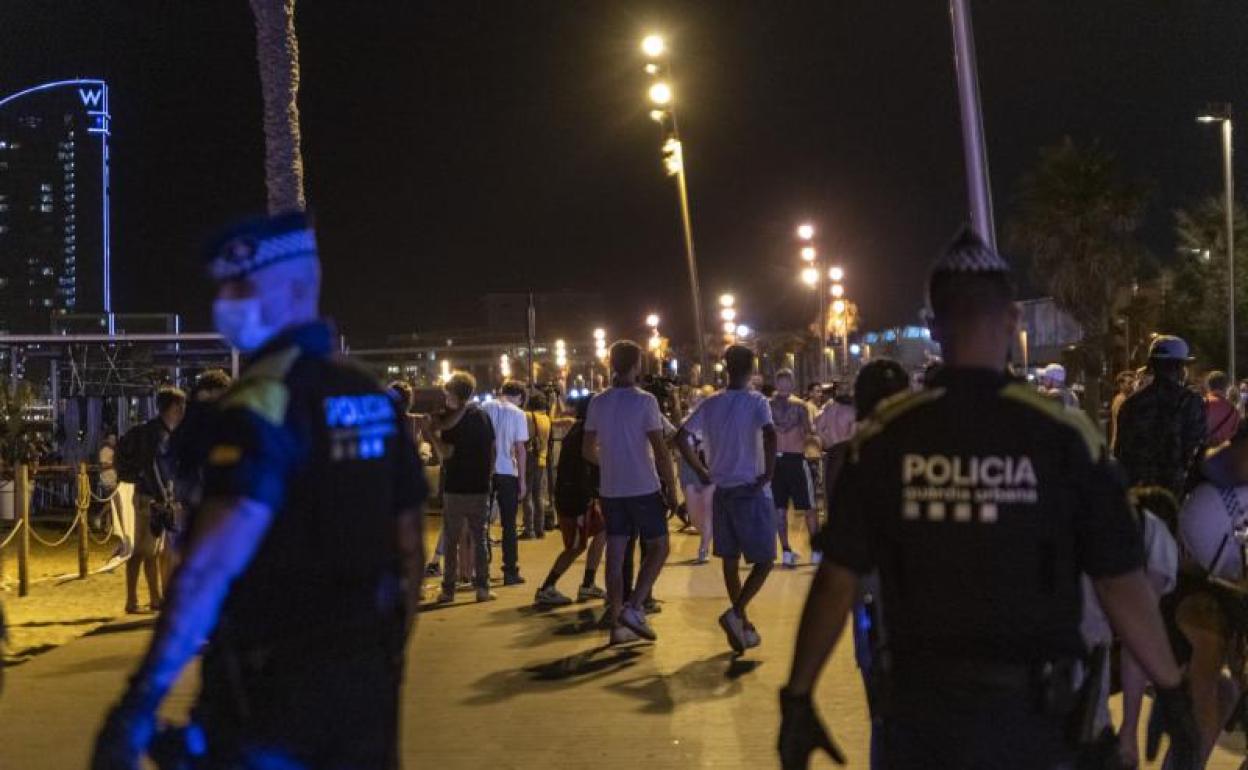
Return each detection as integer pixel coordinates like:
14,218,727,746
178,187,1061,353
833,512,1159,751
91,678,163,770
778,688,846,769
1145,680,1202,770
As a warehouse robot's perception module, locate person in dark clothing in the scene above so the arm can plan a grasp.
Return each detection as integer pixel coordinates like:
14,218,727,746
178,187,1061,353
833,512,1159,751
1114,335,1207,502
425,371,496,604
534,395,607,606
91,212,426,770
778,228,1200,770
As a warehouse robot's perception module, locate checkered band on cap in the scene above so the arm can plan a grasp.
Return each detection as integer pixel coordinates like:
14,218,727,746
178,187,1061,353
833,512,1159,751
206,212,318,282
932,225,1011,275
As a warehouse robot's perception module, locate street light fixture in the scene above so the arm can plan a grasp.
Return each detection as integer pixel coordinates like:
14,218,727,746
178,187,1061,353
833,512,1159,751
797,223,815,241
720,307,737,322
830,283,845,298
800,246,817,262
719,293,735,308
645,313,660,329
641,34,708,381
829,266,844,282
1198,102,1237,382
722,320,737,334
735,324,751,338
801,267,819,287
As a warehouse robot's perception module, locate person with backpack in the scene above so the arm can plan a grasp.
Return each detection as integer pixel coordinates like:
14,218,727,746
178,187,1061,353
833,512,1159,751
115,386,187,614
534,395,606,606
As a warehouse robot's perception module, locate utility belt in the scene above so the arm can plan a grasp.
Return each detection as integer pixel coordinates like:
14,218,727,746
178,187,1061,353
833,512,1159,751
883,655,1084,719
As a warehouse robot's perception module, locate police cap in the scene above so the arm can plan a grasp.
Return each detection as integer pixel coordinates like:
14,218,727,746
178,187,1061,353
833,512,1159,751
206,211,318,283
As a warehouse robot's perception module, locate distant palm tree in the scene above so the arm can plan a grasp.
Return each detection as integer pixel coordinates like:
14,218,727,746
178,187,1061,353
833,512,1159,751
249,0,306,214
1007,137,1150,418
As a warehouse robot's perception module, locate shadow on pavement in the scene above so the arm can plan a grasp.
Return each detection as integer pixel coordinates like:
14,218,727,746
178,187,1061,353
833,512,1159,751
461,643,647,706
12,616,113,628
85,619,158,636
605,652,763,714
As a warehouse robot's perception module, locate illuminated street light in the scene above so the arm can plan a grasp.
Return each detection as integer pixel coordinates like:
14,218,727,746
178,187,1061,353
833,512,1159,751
649,109,665,122
830,283,845,298
832,299,847,315
722,320,737,334
648,82,672,106
801,246,816,262
644,63,660,75
641,34,666,58
801,267,819,287
720,307,737,322
500,353,512,378
719,293,735,308
735,324,751,338
645,313,660,328
1197,102,1236,383
829,266,844,282
797,223,815,241
648,334,661,351
593,328,606,341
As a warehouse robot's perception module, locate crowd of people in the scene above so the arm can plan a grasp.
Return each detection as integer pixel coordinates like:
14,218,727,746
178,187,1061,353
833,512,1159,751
73,210,1248,770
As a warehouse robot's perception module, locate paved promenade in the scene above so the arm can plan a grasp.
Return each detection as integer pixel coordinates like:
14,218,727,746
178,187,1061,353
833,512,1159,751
1,518,1244,768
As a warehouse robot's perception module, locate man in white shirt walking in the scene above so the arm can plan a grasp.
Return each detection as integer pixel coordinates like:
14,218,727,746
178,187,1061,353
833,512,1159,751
585,341,679,644
677,345,777,653
481,380,529,585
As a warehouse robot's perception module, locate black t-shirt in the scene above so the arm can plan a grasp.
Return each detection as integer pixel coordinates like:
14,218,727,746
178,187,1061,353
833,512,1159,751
441,405,494,495
555,421,599,517
819,367,1144,665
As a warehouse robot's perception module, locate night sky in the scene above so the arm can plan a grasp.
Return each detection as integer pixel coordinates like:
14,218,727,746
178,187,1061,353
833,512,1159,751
2,1,1246,344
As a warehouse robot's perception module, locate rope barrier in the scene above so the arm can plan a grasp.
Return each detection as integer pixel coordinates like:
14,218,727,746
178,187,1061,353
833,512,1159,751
25,508,84,549
0,518,23,550
88,513,114,545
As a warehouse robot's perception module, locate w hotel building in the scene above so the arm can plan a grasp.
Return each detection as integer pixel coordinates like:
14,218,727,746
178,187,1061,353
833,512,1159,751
0,79,111,333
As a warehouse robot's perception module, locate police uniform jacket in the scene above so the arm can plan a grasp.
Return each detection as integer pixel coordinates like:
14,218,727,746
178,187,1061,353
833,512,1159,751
201,322,426,651
819,367,1144,670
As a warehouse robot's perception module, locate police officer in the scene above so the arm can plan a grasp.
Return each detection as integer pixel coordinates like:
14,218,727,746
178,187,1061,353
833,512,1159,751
91,212,428,769
777,228,1200,769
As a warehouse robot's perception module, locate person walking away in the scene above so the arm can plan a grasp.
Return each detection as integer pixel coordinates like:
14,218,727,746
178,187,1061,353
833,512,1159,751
96,432,119,532
522,391,553,539
91,212,427,769
1038,364,1079,409
1204,370,1241,448
481,380,529,585
167,370,233,577
676,345,777,654
769,369,818,567
421,371,496,604
778,227,1200,770
115,387,187,614
678,386,716,564
535,395,607,606
1114,335,1207,501
814,383,857,538
584,341,678,645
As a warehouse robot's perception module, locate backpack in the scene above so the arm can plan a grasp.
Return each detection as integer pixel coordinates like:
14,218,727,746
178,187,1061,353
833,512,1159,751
114,423,149,484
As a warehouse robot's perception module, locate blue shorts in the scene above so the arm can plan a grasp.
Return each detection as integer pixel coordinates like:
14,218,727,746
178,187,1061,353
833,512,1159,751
771,453,815,511
602,493,669,540
713,485,777,564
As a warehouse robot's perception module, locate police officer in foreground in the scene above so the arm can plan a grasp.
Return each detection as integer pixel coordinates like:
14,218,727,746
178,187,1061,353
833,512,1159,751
92,212,428,769
778,228,1200,769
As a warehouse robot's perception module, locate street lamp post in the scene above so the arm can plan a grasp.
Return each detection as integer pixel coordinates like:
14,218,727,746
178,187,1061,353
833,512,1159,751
1199,103,1236,383
798,224,830,382
642,34,708,383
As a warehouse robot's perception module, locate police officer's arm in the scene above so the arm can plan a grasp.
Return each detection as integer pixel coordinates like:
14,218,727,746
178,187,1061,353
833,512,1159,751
786,561,858,696
1093,572,1182,689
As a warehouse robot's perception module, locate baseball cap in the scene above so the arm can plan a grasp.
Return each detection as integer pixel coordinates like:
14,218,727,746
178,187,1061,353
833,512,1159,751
1148,335,1193,361
206,211,318,283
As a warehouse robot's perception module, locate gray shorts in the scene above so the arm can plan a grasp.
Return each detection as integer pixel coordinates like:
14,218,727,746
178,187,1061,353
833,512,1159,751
712,485,776,564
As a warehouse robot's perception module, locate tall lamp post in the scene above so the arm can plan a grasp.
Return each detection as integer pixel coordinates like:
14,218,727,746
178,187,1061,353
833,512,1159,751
642,34,708,382
798,223,831,381
1199,103,1236,383
949,0,997,248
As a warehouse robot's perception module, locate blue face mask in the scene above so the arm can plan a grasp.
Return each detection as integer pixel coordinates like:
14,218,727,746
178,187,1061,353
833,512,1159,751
213,297,277,353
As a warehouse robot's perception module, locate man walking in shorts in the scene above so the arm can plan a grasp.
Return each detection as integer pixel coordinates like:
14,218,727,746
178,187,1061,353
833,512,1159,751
770,369,818,567
584,341,679,645
677,345,777,653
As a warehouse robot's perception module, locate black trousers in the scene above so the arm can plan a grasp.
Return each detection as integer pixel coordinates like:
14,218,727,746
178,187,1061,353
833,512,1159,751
877,692,1074,770
492,473,520,575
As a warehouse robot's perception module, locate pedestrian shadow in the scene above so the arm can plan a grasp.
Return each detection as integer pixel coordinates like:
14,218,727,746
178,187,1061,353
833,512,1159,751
461,643,647,706
604,652,763,714
11,616,113,628
504,607,605,649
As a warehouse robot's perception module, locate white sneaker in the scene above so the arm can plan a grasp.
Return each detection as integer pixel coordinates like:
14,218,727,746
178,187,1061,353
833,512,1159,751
743,624,761,649
577,584,606,601
811,551,823,566
609,624,640,645
782,550,800,568
718,608,747,654
534,586,573,607
619,605,657,641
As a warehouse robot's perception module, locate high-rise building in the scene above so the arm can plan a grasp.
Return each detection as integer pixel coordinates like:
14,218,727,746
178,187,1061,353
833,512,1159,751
0,79,111,333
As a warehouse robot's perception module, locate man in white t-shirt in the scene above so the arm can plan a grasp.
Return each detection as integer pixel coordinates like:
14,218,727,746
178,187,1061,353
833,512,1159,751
585,341,679,645
677,345,777,653
481,380,529,585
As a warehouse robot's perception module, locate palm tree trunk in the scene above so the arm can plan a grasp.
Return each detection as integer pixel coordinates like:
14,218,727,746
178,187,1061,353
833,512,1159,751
249,0,305,214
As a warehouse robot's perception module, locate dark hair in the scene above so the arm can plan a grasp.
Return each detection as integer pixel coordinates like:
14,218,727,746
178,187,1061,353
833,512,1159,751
572,395,591,421
609,341,643,377
853,359,910,420
760,383,776,398
388,380,414,411
1207,370,1230,392
723,345,755,379
156,386,187,414
193,369,232,397
527,390,549,412
500,380,527,401
1150,357,1185,380
445,371,476,402
927,271,1016,328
